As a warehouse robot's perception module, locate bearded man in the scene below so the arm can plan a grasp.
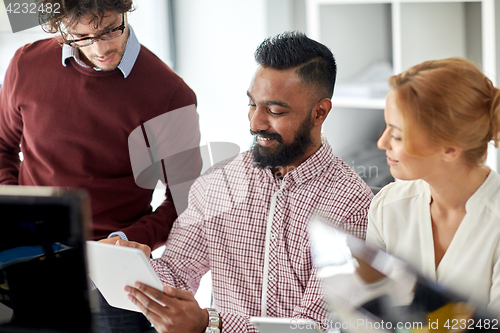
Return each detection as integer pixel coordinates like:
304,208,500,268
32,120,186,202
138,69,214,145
118,31,373,333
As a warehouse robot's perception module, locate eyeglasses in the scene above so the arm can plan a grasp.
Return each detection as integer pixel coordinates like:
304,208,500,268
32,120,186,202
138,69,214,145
65,14,125,48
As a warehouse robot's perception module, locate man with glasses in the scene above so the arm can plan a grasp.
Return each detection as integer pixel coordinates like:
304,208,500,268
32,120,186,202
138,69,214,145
63,13,128,70
0,0,201,332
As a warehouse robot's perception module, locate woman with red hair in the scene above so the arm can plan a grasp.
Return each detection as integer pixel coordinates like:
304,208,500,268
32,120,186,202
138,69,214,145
368,57,500,314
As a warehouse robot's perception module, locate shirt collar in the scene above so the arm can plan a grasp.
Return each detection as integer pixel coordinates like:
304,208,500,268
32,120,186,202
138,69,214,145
464,167,497,212
61,25,141,78
284,134,334,185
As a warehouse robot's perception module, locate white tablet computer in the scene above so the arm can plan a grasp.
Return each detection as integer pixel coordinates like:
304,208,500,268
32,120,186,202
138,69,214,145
86,241,164,312
250,317,323,333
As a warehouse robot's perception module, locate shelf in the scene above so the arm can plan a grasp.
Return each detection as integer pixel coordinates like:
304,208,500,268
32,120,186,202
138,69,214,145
398,2,482,72
398,0,481,2
311,0,391,4
306,0,498,171
309,0,481,4
332,97,386,109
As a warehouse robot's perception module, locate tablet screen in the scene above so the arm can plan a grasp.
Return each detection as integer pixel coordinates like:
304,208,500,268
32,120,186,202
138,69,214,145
250,317,323,333
86,241,164,312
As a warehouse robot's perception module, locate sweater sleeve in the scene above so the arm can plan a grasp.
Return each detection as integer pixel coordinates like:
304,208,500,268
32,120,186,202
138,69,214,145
0,47,24,185
118,81,201,249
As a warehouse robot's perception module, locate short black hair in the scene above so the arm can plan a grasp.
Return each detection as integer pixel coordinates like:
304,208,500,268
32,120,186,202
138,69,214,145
254,31,337,99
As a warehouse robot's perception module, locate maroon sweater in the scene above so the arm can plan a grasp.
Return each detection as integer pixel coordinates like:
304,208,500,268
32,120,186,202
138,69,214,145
0,37,201,249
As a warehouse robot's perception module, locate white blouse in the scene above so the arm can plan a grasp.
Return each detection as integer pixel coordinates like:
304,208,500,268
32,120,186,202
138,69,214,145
367,170,500,314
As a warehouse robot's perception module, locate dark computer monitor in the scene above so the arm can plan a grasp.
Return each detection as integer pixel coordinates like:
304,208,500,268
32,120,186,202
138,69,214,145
0,186,93,332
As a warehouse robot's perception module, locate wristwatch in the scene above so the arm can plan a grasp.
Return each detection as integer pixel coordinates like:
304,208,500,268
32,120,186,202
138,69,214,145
205,308,220,333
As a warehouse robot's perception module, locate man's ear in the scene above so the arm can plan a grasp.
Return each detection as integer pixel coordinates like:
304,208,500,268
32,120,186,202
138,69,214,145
312,98,332,127
442,146,462,162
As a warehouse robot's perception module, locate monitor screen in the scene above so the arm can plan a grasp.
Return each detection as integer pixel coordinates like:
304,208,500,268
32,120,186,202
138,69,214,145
0,186,93,332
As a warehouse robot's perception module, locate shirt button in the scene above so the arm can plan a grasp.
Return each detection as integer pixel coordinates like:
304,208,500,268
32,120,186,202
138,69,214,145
277,191,282,197
268,275,274,281
270,233,277,240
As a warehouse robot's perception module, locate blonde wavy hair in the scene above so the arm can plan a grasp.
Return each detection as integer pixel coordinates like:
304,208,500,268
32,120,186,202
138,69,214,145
389,57,500,165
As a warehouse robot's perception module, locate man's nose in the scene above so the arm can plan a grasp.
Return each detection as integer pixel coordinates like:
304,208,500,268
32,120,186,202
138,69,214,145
249,107,269,132
92,39,111,57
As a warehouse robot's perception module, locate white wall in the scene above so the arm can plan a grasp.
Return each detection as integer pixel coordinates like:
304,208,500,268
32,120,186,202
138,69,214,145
172,0,268,158
128,0,173,68
0,7,49,83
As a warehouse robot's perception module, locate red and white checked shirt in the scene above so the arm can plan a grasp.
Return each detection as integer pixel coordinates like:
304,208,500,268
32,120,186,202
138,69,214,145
150,138,373,332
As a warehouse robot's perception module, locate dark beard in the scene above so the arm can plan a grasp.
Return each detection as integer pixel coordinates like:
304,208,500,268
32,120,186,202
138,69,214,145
251,112,314,169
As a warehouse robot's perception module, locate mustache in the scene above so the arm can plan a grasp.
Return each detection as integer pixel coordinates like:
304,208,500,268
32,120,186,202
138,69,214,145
90,50,116,59
250,130,283,143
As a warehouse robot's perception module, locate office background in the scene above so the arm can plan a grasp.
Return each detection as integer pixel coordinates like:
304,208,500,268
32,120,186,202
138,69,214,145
1,0,500,310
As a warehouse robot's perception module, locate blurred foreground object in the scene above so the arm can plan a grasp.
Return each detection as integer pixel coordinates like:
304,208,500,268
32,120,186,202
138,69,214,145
308,214,497,333
0,186,92,332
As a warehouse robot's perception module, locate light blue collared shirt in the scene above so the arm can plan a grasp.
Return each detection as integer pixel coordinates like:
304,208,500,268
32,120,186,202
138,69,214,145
61,25,141,78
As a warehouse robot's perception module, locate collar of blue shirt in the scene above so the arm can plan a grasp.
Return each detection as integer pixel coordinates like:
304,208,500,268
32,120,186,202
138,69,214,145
61,25,141,78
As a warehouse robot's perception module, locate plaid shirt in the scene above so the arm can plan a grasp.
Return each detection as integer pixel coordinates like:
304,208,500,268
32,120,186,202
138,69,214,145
151,138,373,332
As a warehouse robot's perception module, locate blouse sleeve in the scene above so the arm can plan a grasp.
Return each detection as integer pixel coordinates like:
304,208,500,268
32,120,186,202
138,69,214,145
488,244,500,316
366,183,394,251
